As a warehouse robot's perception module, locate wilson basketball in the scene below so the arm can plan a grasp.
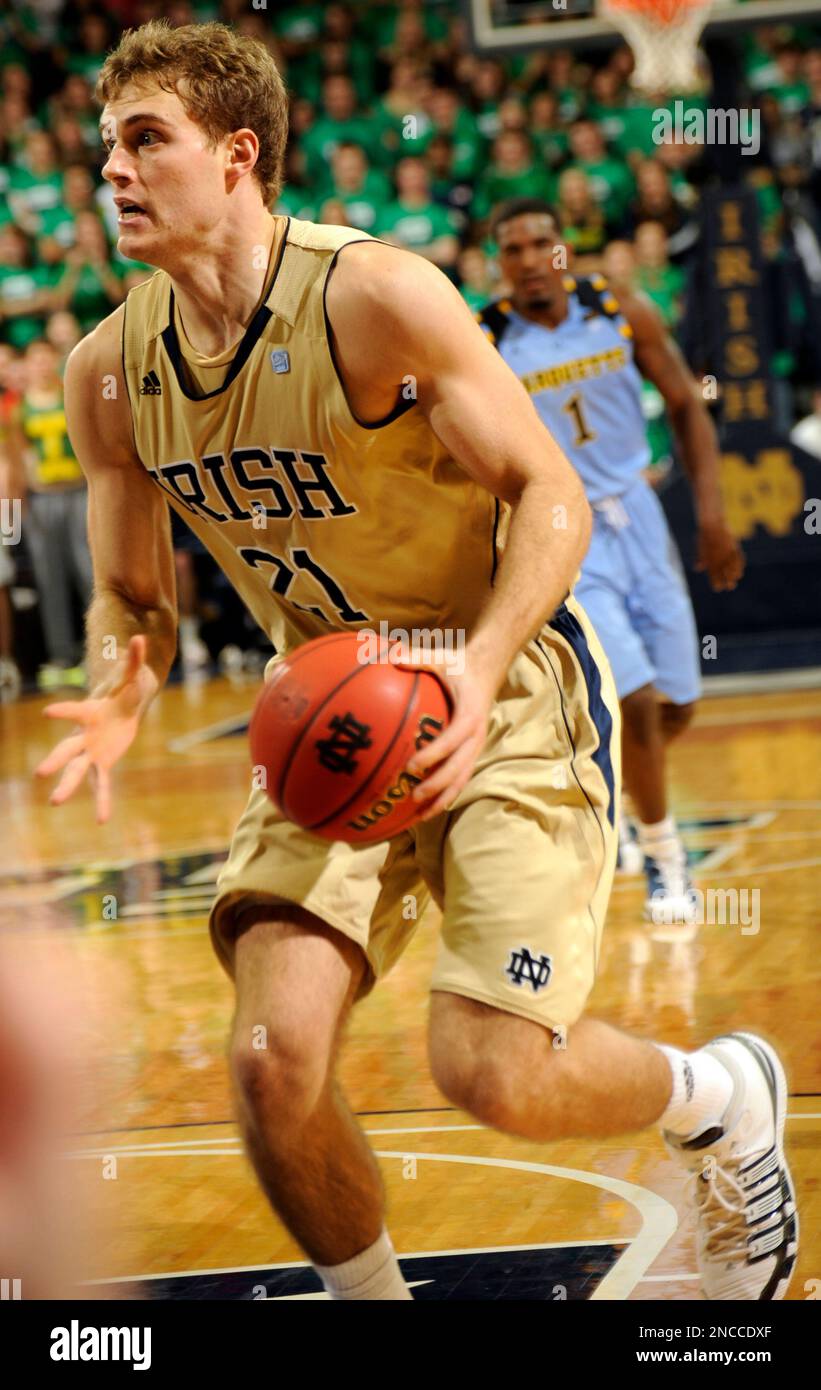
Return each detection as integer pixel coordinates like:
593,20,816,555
249,633,451,844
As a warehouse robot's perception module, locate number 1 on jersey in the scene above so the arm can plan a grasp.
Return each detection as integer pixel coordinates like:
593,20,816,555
562,392,597,448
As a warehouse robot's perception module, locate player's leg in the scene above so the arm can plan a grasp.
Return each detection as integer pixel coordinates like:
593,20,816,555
573,511,657,873
421,615,795,1299
66,484,93,610
226,904,411,1299
429,996,672,1136
429,996,797,1300
26,492,76,680
0,541,21,700
659,698,695,743
620,680,667,824
211,784,426,1299
170,512,209,672
618,481,703,921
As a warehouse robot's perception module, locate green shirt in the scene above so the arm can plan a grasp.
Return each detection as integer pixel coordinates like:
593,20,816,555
641,378,674,471
586,101,632,153
61,259,128,334
636,265,685,329
375,199,458,250
7,168,63,228
0,264,54,348
460,283,491,314
324,171,392,233
272,4,324,43
65,52,105,86
275,187,317,222
38,204,78,249
301,117,382,185
567,158,635,225
531,128,570,170
767,81,810,115
472,164,555,221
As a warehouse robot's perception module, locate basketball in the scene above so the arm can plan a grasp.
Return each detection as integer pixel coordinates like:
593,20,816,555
249,633,451,844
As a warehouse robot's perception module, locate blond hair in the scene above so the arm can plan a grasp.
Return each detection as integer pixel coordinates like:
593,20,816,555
96,19,288,206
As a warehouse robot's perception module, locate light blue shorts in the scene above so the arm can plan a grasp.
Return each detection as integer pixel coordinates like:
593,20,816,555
573,478,701,705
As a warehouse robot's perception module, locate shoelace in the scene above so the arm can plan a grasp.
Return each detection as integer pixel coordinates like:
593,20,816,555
687,1163,750,1262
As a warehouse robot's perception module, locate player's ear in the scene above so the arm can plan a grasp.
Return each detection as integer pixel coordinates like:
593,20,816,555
225,128,259,189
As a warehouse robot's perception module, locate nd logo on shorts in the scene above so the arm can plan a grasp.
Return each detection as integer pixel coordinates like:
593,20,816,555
505,947,553,993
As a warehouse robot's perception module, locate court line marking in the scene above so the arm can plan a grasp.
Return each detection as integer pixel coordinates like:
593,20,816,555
84,1239,631,1286
68,1110,821,1160
70,1127,677,1300
637,1273,699,1282
375,1151,676,1302
167,714,249,754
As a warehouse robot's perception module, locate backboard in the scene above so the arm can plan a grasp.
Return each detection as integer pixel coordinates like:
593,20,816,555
464,0,821,55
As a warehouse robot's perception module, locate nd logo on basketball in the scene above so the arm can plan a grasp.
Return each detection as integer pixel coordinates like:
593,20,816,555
506,947,553,994
315,712,373,774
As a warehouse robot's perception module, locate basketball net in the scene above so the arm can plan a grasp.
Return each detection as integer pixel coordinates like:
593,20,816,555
598,0,714,94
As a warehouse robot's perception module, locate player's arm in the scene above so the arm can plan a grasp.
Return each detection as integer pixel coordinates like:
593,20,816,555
35,305,178,822
618,289,744,592
327,243,591,816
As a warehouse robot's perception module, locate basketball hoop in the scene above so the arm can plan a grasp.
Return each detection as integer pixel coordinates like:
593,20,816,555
598,0,714,94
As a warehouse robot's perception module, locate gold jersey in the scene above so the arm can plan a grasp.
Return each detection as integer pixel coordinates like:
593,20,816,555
122,216,506,653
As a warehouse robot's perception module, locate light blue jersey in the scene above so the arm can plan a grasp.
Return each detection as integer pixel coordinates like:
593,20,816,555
478,278,701,705
480,277,650,502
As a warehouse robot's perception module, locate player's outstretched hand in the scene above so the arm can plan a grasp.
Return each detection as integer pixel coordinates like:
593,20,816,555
35,635,156,825
392,644,496,821
696,520,745,592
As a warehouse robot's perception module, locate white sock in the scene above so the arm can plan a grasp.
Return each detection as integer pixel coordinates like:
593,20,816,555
656,1043,735,1137
639,815,680,861
314,1229,412,1301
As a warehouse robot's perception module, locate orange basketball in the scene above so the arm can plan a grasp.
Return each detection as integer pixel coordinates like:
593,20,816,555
249,632,451,844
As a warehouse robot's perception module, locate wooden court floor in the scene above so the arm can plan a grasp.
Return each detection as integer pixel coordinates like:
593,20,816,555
1,676,819,1300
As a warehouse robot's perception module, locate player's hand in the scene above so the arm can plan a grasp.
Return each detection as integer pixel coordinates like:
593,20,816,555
35,635,156,824
393,644,497,821
695,519,745,592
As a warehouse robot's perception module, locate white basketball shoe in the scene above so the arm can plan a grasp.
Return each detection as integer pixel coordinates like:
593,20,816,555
664,1032,798,1300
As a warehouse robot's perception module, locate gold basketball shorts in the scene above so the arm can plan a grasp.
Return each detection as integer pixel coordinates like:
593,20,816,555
209,597,620,1032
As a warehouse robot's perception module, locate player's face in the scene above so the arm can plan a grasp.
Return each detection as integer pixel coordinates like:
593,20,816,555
100,85,233,266
496,213,566,309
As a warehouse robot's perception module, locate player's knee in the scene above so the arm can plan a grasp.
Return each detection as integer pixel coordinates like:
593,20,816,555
620,684,658,741
229,1028,331,1132
430,1048,522,1130
661,700,695,739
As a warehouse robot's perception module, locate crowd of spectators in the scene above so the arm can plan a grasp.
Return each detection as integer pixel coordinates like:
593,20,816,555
2,0,821,699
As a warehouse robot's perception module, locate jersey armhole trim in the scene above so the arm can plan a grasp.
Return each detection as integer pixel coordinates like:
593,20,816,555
120,297,141,462
322,240,417,431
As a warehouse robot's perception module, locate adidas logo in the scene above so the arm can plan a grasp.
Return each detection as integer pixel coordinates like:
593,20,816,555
140,370,162,396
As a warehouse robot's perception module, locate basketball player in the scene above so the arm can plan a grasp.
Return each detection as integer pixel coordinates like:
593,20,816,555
482,198,745,926
38,22,795,1301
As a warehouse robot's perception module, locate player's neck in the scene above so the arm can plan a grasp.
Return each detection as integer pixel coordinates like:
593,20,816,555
510,292,569,330
168,210,283,358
